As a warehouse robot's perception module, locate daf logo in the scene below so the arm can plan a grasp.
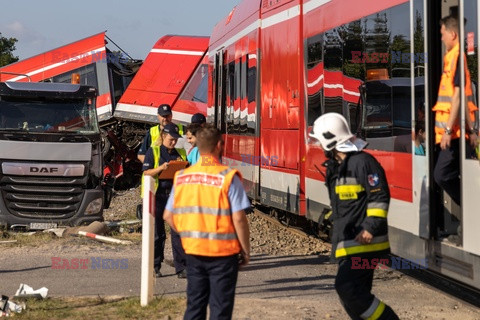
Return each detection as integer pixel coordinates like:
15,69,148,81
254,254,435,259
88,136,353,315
30,167,59,173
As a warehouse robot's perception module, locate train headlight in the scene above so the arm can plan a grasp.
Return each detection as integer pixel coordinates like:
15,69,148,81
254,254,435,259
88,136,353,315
85,198,103,215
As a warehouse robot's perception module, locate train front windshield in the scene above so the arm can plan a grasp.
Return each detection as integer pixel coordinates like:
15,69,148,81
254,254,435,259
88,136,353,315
363,78,418,136
0,98,99,134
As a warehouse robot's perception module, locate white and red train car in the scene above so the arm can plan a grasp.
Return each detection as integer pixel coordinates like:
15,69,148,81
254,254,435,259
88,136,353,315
208,0,480,290
0,33,209,127
115,35,209,125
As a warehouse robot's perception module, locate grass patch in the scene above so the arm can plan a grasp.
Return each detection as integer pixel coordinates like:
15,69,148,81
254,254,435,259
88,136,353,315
14,296,185,320
3,232,60,247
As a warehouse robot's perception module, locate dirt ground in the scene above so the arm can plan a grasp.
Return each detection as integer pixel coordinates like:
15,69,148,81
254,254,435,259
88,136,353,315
1,187,479,319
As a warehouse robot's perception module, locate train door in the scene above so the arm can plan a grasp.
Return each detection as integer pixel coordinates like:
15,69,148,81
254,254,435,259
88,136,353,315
427,0,480,249
460,0,480,255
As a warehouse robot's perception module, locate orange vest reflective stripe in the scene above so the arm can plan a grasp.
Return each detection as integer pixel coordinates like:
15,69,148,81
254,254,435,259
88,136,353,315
432,43,478,144
172,156,242,257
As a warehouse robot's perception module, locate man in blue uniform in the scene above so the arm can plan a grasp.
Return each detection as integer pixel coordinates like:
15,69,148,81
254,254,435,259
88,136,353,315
309,113,399,320
142,122,186,277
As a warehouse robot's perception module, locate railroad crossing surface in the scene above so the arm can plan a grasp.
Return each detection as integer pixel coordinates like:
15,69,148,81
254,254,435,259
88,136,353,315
1,238,479,319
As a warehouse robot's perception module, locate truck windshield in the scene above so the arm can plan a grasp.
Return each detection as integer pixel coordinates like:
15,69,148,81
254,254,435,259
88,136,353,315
0,98,99,134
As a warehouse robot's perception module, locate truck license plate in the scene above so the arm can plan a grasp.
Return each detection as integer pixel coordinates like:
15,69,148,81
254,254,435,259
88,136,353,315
29,222,57,230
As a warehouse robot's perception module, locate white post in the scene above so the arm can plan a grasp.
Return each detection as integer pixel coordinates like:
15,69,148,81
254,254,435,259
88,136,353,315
141,175,155,306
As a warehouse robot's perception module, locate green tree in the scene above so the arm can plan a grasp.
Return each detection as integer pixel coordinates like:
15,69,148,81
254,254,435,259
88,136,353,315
0,33,19,67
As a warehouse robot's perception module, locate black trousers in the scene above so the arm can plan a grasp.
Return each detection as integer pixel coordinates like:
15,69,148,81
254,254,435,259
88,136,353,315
154,192,169,271
434,139,475,206
184,254,239,320
335,257,398,320
171,228,187,273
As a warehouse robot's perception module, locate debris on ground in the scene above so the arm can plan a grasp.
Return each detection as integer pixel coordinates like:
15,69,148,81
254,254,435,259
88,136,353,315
0,294,25,317
64,221,108,237
14,283,48,299
0,240,17,244
43,228,66,238
77,231,133,245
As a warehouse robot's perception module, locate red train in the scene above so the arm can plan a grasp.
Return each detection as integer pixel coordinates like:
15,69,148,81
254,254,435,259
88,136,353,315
0,32,210,188
208,0,480,290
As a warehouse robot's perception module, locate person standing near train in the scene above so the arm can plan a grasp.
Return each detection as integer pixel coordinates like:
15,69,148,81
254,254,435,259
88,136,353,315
164,124,251,320
309,113,399,320
142,123,187,278
433,15,478,208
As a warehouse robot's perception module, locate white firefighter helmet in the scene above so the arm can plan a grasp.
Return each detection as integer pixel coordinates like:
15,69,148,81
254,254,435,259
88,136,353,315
309,113,354,151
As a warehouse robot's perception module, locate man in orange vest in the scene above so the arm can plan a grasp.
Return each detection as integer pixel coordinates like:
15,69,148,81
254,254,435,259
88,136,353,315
433,15,478,207
164,124,251,320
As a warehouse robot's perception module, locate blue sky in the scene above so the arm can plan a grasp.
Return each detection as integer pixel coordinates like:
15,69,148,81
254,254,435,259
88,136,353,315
0,0,239,60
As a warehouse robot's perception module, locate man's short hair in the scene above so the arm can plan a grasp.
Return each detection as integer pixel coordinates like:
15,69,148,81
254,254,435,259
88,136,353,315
440,15,459,33
186,123,201,136
196,124,222,154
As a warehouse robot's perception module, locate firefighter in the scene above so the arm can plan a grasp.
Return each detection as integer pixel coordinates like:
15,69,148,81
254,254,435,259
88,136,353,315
309,113,399,320
433,15,478,208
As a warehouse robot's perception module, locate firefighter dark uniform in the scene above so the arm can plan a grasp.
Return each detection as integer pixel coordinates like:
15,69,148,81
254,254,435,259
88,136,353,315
432,42,478,205
325,151,399,320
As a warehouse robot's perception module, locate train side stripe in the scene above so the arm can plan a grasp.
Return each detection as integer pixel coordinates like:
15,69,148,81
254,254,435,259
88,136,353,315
7,47,106,82
303,0,332,14
209,20,260,55
261,5,300,29
115,103,192,123
150,49,204,56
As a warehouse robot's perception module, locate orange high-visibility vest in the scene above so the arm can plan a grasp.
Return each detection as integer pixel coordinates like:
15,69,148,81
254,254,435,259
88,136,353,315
172,156,242,257
432,43,478,144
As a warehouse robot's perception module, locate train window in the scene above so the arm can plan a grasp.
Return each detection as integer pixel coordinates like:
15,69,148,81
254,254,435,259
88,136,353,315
307,33,323,70
305,33,324,127
343,20,365,134
413,0,425,156
246,54,256,135
324,30,342,71
227,62,235,133
241,57,247,100
235,60,241,101
324,29,343,115
247,58,256,104
51,65,98,89
362,4,412,152
233,60,241,132
179,63,208,103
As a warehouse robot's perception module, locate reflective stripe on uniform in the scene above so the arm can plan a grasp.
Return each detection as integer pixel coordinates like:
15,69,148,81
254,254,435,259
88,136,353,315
361,297,386,320
335,235,390,258
179,231,238,240
436,95,452,103
366,208,388,218
172,206,231,216
366,202,388,218
335,185,365,193
336,177,360,185
335,184,365,200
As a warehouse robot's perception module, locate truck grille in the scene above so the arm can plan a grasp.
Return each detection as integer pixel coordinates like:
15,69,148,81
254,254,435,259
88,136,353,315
0,175,87,218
